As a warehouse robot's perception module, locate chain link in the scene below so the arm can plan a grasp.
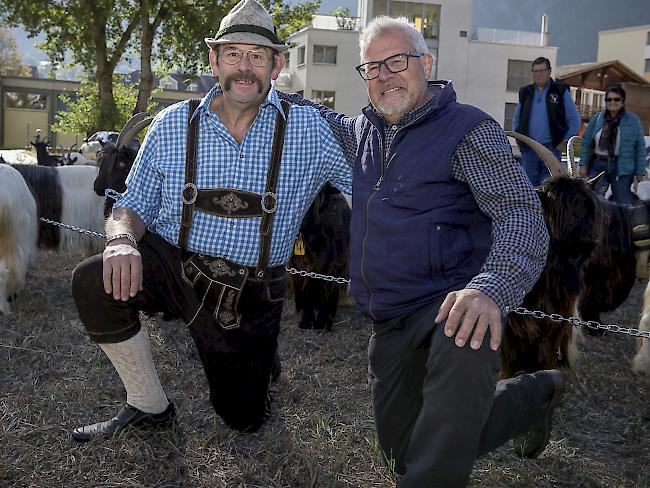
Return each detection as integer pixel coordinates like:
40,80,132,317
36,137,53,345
284,266,350,284
34,218,650,339
39,217,106,239
506,306,650,339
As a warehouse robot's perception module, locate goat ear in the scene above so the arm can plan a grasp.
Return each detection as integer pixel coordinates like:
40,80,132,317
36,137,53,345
586,171,606,189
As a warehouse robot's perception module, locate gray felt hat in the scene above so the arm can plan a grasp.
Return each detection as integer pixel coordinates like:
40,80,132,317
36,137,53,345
204,0,287,53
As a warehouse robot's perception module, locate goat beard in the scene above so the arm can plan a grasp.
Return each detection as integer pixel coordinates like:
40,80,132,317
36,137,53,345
222,73,264,95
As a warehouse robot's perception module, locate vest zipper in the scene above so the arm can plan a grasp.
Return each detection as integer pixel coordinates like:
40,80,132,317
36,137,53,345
360,110,430,320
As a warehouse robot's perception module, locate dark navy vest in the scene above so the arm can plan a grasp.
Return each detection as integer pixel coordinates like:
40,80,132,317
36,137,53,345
351,83,493,321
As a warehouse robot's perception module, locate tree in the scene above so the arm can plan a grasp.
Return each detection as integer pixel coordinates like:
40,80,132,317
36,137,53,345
1,0,319,130
52,76,159,136
0,26,31,75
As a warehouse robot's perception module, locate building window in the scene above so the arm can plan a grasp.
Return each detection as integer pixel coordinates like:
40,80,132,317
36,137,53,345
297,46,305,66
647,31,650,45
311,90,335,108
370,1,440,39
645,58,650,73
284,51,290,69
4,92,47,110
506,59,531,92
504,103,517,131
186,83,199,92
313,45,337,64
372,0,388,18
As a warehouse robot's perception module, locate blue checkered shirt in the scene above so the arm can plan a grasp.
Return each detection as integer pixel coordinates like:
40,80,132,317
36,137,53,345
115,84,352,267
280,83,548,313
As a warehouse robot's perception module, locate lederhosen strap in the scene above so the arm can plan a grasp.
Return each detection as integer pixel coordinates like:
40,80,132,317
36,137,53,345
177,99,290,266
257,99,290,278
179,98,201,251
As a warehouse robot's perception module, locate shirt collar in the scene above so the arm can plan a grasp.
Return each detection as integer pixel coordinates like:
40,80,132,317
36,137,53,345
192,83,286,121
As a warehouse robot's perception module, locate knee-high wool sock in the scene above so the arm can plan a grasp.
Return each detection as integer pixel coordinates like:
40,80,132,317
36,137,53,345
99,326,169,414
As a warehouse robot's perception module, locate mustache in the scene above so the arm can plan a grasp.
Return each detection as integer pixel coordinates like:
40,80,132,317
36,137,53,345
223,72,264,94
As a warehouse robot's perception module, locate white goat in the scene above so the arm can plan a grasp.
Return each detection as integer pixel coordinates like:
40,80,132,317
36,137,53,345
56,165,105,257
0,164,38,314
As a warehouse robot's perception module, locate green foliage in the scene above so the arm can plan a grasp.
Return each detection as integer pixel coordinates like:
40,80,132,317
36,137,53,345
52,76,159,135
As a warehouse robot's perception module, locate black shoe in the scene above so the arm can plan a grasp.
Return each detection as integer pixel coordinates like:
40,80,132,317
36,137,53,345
71,402,176,442
513,370,565,458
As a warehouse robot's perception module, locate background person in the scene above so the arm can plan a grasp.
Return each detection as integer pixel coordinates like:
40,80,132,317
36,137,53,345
513,56,580,186
579,84,646,204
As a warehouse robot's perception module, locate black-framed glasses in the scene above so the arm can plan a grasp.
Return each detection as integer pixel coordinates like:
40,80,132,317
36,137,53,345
356,52,423,80
605,97,622,102
219,47,271,67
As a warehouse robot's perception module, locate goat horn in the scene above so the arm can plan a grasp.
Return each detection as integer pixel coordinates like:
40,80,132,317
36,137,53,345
116,112,149,148
587,171,606,189
566,135,582,178
505,131,564,177
118,117,153,148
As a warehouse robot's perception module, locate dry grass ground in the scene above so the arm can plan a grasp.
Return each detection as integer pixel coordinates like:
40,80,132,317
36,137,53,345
1,250,649,487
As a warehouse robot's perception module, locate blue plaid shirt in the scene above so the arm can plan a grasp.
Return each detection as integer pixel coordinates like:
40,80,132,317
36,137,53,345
115,84,352,267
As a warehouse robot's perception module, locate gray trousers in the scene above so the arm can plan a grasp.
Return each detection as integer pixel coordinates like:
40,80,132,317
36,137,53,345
368,301,550,488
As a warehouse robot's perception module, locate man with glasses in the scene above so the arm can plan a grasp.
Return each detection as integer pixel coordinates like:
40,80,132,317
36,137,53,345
69,0,351,441
513,56,580,186
282,16,564,487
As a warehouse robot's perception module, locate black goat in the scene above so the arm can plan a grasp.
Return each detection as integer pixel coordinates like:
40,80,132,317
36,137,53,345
288,184,351,331
501,174,603,377
30,140,63,166
94,113,151,217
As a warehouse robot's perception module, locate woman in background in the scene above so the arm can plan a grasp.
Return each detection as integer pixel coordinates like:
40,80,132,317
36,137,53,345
579,84,646,204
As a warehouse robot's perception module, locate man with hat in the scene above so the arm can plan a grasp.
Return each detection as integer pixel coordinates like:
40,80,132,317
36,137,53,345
69,0,351,441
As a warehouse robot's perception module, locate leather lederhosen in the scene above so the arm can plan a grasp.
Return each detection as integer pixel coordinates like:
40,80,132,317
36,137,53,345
178,98,290,330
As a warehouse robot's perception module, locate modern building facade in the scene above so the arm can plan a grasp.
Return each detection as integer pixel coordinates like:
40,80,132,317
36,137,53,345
0,74,211,149
279,0,557,128
598,24,650,82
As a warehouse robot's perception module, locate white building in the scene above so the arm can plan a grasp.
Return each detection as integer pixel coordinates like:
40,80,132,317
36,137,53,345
597,24,650,83
277,0,557,128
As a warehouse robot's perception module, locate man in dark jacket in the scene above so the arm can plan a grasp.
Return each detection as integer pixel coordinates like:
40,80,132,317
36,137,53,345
513,56,580,186
282,16,565,488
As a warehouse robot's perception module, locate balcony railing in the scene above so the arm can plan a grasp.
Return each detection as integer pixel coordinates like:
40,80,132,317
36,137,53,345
576,103,603,119
470,26,543,46
311,14,361,31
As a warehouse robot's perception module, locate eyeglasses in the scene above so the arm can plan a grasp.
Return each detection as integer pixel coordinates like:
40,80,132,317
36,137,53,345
219,48,271,67
605,97,622,102
356,52,423,80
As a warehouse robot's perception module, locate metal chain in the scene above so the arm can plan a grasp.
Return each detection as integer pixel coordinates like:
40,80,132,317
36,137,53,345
39,217,106,239
507,306,650,339
284,266,350,284
34,218,650,339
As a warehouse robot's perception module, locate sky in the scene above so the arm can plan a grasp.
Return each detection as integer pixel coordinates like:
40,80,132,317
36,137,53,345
9,0,650,72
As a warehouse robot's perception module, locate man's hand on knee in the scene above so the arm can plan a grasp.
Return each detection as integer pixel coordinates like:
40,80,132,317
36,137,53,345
102,243,143,301
435,289,502,351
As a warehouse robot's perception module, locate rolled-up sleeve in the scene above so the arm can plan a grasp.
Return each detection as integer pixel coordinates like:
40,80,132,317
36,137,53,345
453,119,549,314
112,118,163,227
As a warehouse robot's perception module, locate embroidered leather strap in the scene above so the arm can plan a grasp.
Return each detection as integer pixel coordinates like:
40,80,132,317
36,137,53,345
256,99,290,279
178,98,201,251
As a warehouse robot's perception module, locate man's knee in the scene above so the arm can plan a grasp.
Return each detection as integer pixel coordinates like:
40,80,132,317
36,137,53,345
72,254,141,343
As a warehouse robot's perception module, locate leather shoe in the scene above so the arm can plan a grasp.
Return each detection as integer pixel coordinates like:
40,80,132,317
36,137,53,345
513,369,565,458
72,402,176,442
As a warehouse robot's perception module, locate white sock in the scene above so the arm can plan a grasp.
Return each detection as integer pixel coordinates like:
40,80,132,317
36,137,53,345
99,327,169,414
